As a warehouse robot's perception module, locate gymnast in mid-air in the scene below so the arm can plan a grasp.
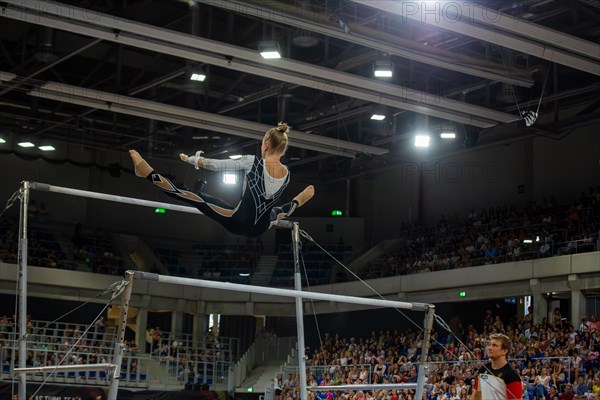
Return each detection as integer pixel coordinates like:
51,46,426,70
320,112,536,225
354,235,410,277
129,122,314,237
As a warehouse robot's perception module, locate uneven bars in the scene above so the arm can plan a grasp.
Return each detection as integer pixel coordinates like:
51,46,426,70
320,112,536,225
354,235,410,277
30,182,203,215
132,271,432,311
308,383,422,391
14,363,117,374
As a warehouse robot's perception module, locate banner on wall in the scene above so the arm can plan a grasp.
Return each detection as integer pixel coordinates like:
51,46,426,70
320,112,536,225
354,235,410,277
0,383,225,400
0,382,105,399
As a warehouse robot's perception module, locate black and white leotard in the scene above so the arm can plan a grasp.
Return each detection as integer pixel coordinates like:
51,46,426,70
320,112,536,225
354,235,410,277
148,155,299,237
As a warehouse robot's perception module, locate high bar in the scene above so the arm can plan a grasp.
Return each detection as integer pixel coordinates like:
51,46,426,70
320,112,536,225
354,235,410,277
132,271,433,311
308,383,422,391
29,182,202,215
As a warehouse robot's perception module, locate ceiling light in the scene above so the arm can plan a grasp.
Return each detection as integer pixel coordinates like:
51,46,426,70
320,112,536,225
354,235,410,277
239,272,250,277
17,141,35,148
523,239,533,243
38,145,56,151
440,132,456,139
373,60,393,78
190,72,206,82
259,41,281,59
370,114,386,121
222,172,238,184
30,82,389,157
414,135,430,148
229,155,243,160
0,138,6,144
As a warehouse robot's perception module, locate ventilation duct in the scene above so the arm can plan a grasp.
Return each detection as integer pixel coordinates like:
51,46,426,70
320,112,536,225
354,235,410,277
497,83,522,104
292,1,319,47
34,27,59,63
293,29,320,47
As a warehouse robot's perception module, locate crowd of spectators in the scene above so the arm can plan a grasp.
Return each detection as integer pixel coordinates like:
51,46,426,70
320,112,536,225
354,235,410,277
275,309,600,400
2,188,598,286
0,315,137,377
363,188,600,279
0,216,124,275
145,326,234,383
0,313,237,388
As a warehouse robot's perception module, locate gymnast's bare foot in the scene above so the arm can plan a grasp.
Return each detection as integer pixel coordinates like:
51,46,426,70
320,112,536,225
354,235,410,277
129,150,153,178
294,185,315,207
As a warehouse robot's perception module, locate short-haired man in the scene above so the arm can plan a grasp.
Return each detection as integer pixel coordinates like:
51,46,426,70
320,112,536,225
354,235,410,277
470,333,521,400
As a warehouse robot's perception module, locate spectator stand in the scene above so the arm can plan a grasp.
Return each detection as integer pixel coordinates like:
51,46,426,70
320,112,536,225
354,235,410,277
271,243,352,287
150,242,260,283
357,192,599,279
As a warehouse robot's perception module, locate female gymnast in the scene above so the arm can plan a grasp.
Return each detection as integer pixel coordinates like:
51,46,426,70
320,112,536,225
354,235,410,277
129,122,315,237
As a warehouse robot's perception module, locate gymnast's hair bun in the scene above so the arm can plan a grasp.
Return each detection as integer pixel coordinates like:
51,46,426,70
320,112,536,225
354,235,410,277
276,122,290,134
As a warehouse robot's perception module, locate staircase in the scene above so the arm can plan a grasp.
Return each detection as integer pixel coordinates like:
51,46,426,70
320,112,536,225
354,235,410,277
250,255,278,286
236,363,280,393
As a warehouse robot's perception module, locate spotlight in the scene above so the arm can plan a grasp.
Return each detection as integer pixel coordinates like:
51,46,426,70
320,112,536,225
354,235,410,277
38,145,56,151
190,72,206,82
17,141,35,148
373,60,393,78
414,135,430,148
440,132,456,139
0,138,6,144
370,114,386,121
222,172,238,184
259,41,281,59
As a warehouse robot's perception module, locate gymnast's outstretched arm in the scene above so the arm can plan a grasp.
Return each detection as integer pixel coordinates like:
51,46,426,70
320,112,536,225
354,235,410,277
180,152,254,172
269,185,315,228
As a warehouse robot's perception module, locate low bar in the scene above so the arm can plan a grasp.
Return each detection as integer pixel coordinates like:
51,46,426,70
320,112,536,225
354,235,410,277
132,270,431,311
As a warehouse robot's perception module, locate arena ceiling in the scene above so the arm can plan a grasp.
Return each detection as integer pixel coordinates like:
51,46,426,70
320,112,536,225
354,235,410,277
0,0,599,183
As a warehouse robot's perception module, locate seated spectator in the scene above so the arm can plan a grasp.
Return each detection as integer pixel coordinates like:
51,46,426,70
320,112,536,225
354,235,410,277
533,367,551,400
574,376,590,397
484,243,498,258
589,315,600,333
546,385,559,400
591,377,600,398
558,383,575,400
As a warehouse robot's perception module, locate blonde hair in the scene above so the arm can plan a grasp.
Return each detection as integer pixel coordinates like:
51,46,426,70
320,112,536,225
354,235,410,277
264,122,289,155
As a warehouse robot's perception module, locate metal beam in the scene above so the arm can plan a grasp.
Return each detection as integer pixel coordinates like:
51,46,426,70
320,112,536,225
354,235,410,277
128,68,187,96
132,270,432,311
0,38,102,97
351,0,600,76
29,85,382,157
458,2,599,60
198,0,534,86
1,0,518,127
